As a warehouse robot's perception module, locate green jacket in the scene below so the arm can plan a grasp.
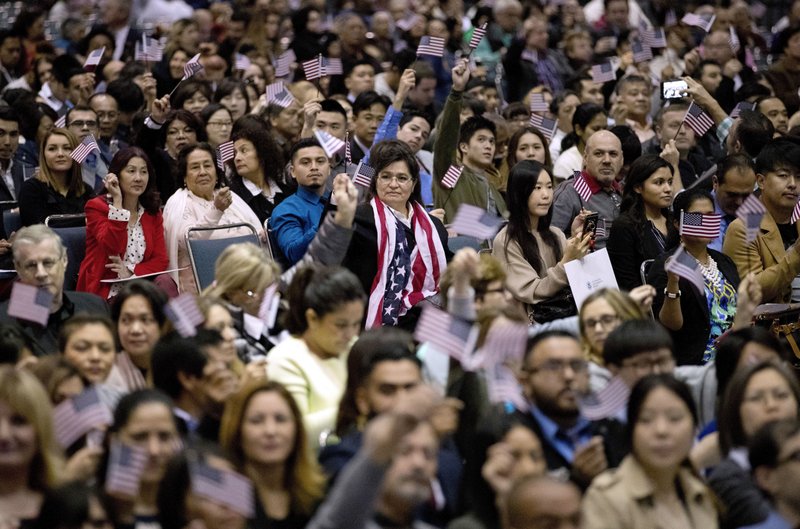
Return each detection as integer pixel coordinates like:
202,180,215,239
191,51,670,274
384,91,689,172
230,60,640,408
432,90,508,223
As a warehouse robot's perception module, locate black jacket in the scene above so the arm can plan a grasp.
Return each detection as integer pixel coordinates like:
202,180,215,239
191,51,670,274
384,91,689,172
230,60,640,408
606,211,675,291
647,247,740,365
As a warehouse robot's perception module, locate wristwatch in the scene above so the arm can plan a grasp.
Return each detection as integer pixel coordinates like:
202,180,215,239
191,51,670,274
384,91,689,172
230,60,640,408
664,288,681,299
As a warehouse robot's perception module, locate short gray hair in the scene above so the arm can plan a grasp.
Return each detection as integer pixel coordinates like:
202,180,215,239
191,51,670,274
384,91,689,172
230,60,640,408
12,225,66,263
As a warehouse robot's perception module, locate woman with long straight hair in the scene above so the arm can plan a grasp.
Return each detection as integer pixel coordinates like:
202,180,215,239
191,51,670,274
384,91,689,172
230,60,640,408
606,154,675,291
492,159,590,322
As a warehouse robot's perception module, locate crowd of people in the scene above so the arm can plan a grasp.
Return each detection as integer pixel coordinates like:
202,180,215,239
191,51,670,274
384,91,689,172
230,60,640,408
2,0,800,528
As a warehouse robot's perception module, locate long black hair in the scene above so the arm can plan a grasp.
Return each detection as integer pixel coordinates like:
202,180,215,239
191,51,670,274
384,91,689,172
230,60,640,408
503,160,562,274
620,154,674,255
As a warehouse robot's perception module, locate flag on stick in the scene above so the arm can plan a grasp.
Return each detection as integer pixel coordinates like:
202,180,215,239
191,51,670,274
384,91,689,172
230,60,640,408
216,140,235,171
190,462,255,518
55,115,66,128
580,376,630,420
642,27,667,48
53,387,112,448
70,135,100,164
591,61,616,84
414,306,478,362
679,211,722,238
314,129,346,158
441,165,464,189
730,101,755,119
353,161,375,187
416,36,446,57
83,47,105,71
274,50,296,78
729,26,741,53
573,172,593,203
450,204,504,240
681,13,715,32
322,56,343,75
8,283,53,326
736,193,765,243
529,92,548,113
793,201,800,224
683,101,715,136
164,294,204,337
181,53,204,81
234,53,251,71
302,56,323,80
468,23,488,50
665,245,706,293
631,38,653,63
529,114,558,142
105,440,148,497
265,82,295,108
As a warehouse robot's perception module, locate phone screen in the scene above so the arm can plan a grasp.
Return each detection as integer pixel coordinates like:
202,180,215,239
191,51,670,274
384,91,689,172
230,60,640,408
583,213,599,238
662,80,688,100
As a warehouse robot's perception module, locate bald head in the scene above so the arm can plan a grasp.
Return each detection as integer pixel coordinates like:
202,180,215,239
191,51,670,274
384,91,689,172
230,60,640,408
583,130,623,186
505,476,582,529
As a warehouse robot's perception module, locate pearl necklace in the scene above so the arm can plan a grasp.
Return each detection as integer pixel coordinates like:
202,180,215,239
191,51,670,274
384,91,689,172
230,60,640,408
694,254,722,285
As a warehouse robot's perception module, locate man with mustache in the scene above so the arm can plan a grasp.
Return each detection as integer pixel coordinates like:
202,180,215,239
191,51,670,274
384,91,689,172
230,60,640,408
552,130,624,249
271,138,331,266
724,138,800,303
513,330,627,489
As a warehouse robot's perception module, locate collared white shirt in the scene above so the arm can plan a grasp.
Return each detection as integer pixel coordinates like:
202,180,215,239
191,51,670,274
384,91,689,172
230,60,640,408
242,177,279,203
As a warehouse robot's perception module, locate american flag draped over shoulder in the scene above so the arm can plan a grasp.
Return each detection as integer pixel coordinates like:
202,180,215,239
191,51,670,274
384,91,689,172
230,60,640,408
679,211,722,238
683,101,715,136
70,135,100,164
416,36,446,57
366,198,447,328
736,193,766,242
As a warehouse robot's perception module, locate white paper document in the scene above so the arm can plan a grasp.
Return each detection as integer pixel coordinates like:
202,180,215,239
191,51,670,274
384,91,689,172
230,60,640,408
564,248,619,308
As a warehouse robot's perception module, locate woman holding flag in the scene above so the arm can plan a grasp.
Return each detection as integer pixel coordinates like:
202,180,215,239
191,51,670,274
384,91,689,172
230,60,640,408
647,188,740,365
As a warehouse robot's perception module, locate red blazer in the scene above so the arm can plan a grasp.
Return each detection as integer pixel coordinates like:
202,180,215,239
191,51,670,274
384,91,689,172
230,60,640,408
77,196,169,299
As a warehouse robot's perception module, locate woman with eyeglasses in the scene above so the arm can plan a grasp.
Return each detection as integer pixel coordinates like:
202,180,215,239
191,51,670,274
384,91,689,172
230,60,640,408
709,361,800,529
341,140,451,330
647,188,740,365
583,374,718,529
200,103,233,151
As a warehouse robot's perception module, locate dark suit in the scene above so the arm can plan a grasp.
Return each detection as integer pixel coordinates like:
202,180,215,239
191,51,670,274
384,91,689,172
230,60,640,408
511,407,628,489
0,162,25,203
648,247,740,365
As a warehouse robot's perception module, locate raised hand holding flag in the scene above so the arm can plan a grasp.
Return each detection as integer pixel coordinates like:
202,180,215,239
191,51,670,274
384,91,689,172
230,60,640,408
53,387,113,448
190,461,255,518
681,13,715,32
265,82,295,108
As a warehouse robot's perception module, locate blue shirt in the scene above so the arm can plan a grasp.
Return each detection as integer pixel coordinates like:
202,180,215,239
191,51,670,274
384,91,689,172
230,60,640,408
366,106,434,206
709,190,734,252
270,186,327,265
530,406,594,463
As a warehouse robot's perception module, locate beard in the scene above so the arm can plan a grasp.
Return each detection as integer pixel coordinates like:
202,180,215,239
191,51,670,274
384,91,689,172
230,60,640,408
531,386,580,422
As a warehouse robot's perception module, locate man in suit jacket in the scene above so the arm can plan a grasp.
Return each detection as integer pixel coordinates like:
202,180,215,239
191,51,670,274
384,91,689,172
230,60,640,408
512,330,628,489
0,107,24,203
723,139,800,303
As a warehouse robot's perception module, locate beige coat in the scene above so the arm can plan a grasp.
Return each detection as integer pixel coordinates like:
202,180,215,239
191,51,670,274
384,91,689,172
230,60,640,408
723,210,800,303
582,455,718,529
491,225,568,305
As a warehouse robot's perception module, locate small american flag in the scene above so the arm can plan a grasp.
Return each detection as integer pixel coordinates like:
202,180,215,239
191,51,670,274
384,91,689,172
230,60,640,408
573,171,593,203
322,56,343,75
413,306,478,361
302,55,323,80
344,132,351,164
486,361,528,412
666,245,706,293
468,23,487,50
450,204,503,240
258,283,280,329
529,92,548,113
681,13,715,32
642,27,667,48
416,36,446,57
70,134,100,164
736,193,765,242
265,82,295,108
665,9,677,27
595,218,607,238
591,62,616,84
274,50,296,78
683,101,715,136
181,53,204,81
234,53,251,71
135,35,164,62
631,38,653,63
55,115,66,128
8,283,53,326
53,387,112,448
314,129,345,158
105,440,148,497
730,101,755,119
353,160,375,187
792,201,800,224
679,211,722,238
529,113,558,142
580,376,630,420
83,47,105,71
729,26,741,54
216,140,235,170
441,164,464,189
164,294,204,337
190,462,255,518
